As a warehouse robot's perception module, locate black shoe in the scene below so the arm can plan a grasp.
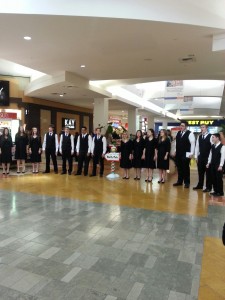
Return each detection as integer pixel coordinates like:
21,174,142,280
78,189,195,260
89,174,96,177
68,172,71,175
75,173,81,176
210,192,217,196
84,174,88,176
173,182,182,186
43,171,50,174
193,186,203,190
184,184,190,188
216,193,224,197
61,172,66,175
203,188,211,193
100,174,103,177
54,171,58,174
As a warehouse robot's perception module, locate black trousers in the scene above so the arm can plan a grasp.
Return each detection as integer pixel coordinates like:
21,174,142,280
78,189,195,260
92,154,104,175
176,156,191,185
197,157,212,189
211,164,223,194
62,150,72,173
77,152,90,175
45,149,58,172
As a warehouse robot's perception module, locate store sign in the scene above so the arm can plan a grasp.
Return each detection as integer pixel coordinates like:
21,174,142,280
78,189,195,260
187,120,215,126
0,112,17,119
62,118,76,129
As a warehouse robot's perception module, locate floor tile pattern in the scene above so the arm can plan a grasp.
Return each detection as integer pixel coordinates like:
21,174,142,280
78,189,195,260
0,190,224,299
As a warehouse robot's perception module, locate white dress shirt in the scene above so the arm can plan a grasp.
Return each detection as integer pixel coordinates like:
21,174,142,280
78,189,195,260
42,132,59,152
207,142,225,167
76,133,92,153
91,135,107,155
194,132,213,159
59,133,74,153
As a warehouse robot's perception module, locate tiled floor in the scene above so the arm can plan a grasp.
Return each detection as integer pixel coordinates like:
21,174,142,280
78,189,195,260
0,189,224,299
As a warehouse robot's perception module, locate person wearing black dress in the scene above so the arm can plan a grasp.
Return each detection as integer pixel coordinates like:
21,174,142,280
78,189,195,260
29,127,42,173
142,129,157,182
15,125,29,173
157,129,171,183
120,132,133,179
0,127,13,176
132,130,145,180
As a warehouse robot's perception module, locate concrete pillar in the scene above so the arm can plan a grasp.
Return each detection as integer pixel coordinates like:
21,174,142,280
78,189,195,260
128,108,138,134
93,98,109,134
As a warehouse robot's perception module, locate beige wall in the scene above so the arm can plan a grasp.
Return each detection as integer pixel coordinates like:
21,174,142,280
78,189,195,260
40,109,51,140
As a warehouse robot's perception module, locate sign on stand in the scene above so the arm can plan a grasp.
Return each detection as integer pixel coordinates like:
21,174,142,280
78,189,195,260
105,152,120,180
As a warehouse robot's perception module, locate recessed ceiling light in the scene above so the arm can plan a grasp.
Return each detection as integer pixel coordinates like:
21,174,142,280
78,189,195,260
122,110,124,112
59,94,64,97
80,65,86,68
24,36,31,40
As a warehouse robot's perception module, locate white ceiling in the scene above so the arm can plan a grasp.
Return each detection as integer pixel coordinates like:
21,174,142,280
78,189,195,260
0,1,224,119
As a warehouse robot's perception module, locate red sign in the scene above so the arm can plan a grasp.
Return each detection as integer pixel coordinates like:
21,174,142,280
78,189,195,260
0,112,17,119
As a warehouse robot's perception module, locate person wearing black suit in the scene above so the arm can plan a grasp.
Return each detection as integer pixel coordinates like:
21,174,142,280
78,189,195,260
59,127,74,175
42,125,59,174
90,128,107,177
193,124,212,192
173,121,195,188
75,126,92,176
206,133,225,196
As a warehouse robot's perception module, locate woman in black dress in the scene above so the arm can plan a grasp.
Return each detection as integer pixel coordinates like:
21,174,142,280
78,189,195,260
0,127,13,176
157,129,171,183
142,128,157,182
15,125,29,173
120,132,133,179
133,130,145,180
29,127,42,173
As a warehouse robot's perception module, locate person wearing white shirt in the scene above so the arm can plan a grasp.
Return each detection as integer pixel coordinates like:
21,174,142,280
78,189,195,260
59,127,74,175
42,125,59,174
90,128,107,177
206,133,225,196
193,124,213,192
173,121,195,188
75,126,92,176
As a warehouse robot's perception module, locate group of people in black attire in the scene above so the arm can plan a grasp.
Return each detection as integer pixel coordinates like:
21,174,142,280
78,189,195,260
1,121,224,197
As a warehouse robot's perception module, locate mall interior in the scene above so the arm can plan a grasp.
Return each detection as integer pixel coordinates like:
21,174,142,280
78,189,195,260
0,1,225,299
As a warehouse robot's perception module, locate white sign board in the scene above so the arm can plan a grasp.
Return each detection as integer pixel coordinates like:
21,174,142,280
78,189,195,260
105,152,120,162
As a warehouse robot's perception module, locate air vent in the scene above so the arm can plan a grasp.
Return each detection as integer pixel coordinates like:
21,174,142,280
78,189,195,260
179,56,196,63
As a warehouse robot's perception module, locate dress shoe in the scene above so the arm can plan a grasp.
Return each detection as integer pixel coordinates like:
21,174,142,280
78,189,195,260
61,172,66,175
184,184,190,188
89,174,96,177
203,188,210,193
193,186,203,190
216,193,224,197
68,172,71,175
173,182,182,186
54,171,58,174
43,171,50,173
84,174,88,176
100,174,103,177
210,192,217,196
75,173,81,176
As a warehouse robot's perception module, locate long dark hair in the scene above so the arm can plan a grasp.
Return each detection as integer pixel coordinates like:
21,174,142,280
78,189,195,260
16,125,26,136
2,127,10,137
135,130,143,140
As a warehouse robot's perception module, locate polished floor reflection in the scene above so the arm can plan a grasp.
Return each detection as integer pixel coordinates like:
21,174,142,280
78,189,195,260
0,164,224,300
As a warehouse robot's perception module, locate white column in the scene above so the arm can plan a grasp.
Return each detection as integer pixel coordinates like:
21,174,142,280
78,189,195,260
93,98,109,133
128,108,138,134
147,114,155,130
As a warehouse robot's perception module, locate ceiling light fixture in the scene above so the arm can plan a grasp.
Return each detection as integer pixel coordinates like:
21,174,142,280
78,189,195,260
24,36,31,40
80,65,86,68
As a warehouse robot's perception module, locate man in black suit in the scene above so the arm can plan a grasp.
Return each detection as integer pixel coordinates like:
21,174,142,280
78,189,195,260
42,125,58,174
173,121,195,188
193,124,212,192
75,126,92,176
59,127,74,175
90,128,107,177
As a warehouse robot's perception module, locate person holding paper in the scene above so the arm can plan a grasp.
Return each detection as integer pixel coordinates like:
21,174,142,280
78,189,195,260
173,121,195,188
